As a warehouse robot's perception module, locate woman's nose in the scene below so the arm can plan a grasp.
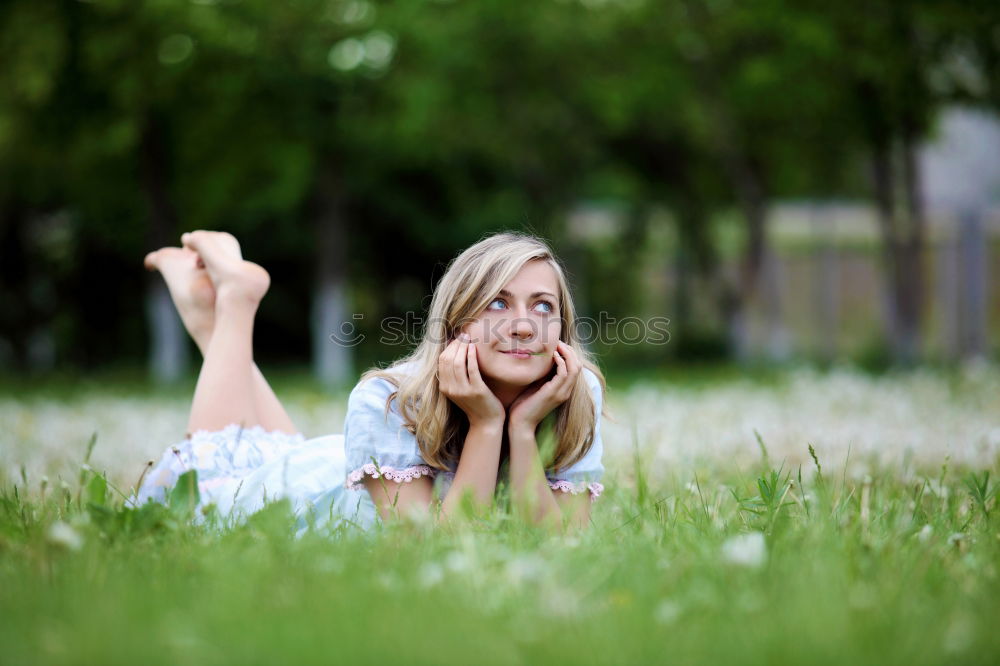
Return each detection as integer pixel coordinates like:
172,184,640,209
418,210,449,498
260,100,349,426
509,313,536,339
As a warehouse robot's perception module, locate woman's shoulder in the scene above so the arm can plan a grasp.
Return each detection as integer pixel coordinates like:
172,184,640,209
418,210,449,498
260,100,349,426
344,360,426,477
582,366,604,401
349,360,420,399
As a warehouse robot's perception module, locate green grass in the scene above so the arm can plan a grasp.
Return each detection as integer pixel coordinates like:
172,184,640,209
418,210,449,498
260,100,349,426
2,448,998,665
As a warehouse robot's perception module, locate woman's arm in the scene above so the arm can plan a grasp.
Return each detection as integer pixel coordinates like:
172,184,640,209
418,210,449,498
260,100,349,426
509,424,592,530
362,422,503,522
362,474,435,522
507,341,592,530
440,421,503,518
508,423,568,529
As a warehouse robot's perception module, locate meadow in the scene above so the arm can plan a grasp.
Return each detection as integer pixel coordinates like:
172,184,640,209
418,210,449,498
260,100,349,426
1,364,998,664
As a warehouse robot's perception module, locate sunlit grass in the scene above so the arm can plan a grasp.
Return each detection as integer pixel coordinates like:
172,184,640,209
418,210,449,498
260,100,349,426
1,366,998,663
2,439,998,664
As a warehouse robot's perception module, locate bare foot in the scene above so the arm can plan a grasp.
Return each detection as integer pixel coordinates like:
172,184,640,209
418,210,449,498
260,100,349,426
180,231,270,309
144,247,216,352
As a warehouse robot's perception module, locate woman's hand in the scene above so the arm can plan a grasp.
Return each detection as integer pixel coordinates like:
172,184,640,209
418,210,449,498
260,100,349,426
508,340,581,432
438,333,506,429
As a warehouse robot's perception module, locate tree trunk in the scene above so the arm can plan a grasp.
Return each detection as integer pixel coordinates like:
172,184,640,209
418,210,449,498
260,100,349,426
726,162,770,361
139,112,187,383
936,223,959,359
871,135,925,364
679,0,775,361
898,129,927,362
311,166,353,388
957,209,988,359
0,201,28,370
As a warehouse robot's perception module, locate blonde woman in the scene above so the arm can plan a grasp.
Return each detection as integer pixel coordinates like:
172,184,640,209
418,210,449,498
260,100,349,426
136,230,608,531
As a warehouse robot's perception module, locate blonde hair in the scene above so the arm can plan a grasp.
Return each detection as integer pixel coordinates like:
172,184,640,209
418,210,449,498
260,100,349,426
358,230,608,474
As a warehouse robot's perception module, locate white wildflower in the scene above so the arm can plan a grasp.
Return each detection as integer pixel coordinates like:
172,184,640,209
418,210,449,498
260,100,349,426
559,536,581,549
654,600,681,624
916,524,933,542
541,585,583,619
444,551,472,573
374,572,397,590
417,562,445,588
46,521,83,551
504,555,544,586
720,532,767,568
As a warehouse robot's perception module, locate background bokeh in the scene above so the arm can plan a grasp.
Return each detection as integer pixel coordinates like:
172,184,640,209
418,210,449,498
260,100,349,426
2,0,999,385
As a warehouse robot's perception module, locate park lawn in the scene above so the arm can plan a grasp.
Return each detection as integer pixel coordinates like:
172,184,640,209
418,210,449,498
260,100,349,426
1,450,997,665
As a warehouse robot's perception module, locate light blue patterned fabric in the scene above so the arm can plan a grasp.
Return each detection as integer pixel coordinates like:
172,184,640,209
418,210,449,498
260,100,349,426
134,361,606,532
343,362,440,491
134,426,377,532
544,368,606,498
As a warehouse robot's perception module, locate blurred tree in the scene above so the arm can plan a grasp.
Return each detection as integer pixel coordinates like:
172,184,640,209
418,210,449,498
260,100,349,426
3,0,997,374
821,0,999,362
574,0,853,359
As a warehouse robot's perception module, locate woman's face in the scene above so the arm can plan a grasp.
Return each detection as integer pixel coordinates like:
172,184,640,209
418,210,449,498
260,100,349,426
460,259,563,390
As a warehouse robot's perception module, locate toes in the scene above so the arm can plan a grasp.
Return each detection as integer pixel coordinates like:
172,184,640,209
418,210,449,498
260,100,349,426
181,230,242,260
216,232,242,259
180,231,199,252
145,246,200,273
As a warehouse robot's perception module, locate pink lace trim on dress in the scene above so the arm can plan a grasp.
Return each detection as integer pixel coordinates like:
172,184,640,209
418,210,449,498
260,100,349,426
347,463,438,490
548,479,604,503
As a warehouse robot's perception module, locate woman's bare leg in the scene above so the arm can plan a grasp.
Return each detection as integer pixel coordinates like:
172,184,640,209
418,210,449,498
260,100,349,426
144,231,297,434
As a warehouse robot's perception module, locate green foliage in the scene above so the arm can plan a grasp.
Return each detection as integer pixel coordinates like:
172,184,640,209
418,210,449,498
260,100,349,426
2,446,999,663
3,0,1000,368
732,466,795,533
168,469,201,519
964,470,996,519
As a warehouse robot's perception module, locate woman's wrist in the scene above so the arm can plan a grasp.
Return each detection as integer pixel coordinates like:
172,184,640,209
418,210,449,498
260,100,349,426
468,416,505,434
507,419,537,440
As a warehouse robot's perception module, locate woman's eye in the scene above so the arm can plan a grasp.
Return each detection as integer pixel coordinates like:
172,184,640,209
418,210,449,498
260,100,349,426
488,298,555,314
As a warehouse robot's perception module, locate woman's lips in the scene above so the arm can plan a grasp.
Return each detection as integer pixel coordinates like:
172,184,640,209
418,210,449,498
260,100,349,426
500,350,540,359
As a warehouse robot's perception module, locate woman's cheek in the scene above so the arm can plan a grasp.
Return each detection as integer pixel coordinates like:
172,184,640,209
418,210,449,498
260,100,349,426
545,322,561,348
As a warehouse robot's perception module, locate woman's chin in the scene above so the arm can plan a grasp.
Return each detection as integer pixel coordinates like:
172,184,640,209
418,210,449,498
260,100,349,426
486,366,547,386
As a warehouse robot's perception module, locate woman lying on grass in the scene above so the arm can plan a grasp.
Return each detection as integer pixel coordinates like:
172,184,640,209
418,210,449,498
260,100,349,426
136,230,607,531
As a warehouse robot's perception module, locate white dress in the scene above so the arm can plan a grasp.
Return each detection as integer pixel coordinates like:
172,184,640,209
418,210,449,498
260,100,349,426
135,362,606,532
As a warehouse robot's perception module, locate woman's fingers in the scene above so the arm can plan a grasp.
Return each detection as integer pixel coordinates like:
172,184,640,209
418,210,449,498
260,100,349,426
557,340,579,374
438,337,461,391
467,341,484,388
553,344,580,400
551,349,569,397
452,334,471,389
554,347,567,375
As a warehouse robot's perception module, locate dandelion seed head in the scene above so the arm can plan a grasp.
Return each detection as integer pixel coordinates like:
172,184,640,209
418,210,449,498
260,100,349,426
418,562,445,588
654,600,681,624
444,551,471,573
375,572,396,590
504,555,544,586
46,521,83,551
721,532,767,568
916,524,933,542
